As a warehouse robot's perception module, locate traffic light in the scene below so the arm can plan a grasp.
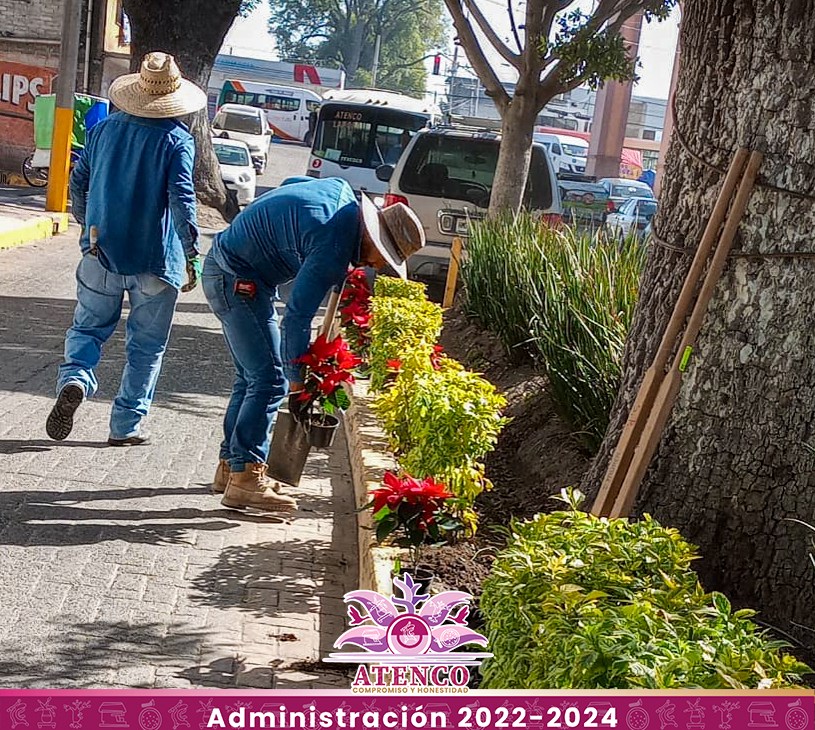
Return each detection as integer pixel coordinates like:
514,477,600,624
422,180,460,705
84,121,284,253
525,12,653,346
432,54,441,75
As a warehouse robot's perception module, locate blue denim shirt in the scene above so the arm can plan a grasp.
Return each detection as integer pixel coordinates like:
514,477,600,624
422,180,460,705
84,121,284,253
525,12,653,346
211,176,361,382
69,112,199,289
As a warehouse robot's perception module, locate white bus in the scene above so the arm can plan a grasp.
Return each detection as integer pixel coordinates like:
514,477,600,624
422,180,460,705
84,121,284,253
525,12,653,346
306,89,441,196
217,80,322,143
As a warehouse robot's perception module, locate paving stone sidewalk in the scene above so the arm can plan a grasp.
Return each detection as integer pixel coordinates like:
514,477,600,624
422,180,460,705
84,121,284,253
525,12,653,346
0,230,358,688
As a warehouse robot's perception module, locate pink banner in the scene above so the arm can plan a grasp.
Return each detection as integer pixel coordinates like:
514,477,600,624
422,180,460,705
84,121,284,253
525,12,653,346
0,690,810,730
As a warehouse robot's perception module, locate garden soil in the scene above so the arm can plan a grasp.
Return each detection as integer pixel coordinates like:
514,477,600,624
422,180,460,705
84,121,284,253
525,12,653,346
420,306,592,603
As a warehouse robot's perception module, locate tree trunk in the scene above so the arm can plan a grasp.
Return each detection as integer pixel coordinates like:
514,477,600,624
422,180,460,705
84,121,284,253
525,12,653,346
488,93,538,214
122,0,241,221
583,0,815,651
343,16,368,85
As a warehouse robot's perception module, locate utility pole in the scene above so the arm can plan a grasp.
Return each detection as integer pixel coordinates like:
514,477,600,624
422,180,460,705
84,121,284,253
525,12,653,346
371,34,382,88
46,0,82,213
586,11,644,180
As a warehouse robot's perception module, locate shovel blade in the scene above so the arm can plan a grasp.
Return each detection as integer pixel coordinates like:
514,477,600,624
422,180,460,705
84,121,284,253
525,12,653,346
267,409,311,487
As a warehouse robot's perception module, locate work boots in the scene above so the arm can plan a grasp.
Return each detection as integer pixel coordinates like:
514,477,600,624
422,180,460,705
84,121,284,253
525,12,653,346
212,459,230,494
213,459,281,494
221,463,297,513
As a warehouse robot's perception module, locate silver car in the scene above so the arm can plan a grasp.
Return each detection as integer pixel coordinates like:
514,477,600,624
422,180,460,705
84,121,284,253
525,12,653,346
376,126,563,282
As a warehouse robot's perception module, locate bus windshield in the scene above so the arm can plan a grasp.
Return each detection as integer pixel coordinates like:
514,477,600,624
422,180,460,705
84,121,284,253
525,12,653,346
312,104,429,170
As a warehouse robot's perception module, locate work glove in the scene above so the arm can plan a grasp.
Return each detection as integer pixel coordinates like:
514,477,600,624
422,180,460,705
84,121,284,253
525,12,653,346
288,391,312,423
181,255,202,293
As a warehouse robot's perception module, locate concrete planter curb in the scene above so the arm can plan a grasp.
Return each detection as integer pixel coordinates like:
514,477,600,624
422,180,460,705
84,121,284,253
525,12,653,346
344,378,401,596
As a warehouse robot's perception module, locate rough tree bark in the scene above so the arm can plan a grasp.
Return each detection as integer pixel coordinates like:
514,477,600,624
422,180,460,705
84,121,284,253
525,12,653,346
583,1,815,649
122,0,241,221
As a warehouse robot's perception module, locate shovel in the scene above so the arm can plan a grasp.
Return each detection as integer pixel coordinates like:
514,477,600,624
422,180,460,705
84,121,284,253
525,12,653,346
266,286,342,486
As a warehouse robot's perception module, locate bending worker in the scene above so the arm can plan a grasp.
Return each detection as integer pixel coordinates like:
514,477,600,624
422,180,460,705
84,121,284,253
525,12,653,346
203,176,425,513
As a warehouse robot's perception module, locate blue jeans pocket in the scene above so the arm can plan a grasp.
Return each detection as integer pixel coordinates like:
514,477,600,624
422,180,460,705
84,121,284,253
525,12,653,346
203,274,230,315
137,273,170,297
76,252,112,295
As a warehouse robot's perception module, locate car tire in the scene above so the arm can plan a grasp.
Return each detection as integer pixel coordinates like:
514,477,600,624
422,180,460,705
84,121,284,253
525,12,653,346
304,131,313,147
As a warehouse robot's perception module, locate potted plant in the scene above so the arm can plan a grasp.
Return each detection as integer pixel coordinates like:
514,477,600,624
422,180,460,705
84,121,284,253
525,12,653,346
295,333,361,448
369,470,460,591
340,267,373,371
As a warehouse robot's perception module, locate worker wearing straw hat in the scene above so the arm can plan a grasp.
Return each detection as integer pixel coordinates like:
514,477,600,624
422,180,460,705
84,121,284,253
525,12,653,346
47,52,206,446
204,177,425,513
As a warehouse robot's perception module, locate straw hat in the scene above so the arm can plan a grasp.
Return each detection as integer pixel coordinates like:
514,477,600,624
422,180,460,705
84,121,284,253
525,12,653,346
359,194,425,279
108,52,207,119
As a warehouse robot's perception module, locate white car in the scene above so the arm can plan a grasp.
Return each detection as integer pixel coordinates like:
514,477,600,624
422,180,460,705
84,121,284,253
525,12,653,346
605,196,657,239
213,138,256,206
211,103,272,174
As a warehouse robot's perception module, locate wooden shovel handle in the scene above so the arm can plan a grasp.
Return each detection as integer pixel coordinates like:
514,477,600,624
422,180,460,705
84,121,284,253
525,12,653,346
592,148,751,517
608,150,764,519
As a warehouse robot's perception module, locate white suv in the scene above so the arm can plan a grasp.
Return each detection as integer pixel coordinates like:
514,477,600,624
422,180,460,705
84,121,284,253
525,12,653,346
376,126,562,282
212,103,272,175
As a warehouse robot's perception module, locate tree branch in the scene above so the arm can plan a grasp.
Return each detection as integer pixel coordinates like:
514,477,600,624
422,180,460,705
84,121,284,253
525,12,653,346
507,0,522,54
443,0,511,112
461,0,521,69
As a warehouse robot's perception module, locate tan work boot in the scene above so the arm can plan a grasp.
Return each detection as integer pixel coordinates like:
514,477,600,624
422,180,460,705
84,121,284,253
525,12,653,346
212,459,231,494
221,463,297,513
213,459,280,494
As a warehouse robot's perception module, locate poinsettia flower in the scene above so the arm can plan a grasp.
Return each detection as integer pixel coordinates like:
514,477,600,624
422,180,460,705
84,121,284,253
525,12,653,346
430,344,445,370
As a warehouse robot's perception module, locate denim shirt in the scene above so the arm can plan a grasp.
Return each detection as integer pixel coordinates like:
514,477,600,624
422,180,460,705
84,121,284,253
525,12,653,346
69,112,199,289
211,176,361,382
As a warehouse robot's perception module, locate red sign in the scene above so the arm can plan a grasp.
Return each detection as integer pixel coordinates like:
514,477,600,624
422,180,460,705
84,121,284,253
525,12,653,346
0,61,54,119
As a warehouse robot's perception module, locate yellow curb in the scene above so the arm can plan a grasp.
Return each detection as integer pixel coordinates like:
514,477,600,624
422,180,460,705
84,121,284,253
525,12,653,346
49,212,69,233
0,216,54,250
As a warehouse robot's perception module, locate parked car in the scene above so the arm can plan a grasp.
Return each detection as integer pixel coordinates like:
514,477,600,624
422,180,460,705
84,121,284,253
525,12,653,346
597,177,655,215
211,103,272,174
212,138,256,206
558,179,609,228
606,196,658,239
375,126,562,283
533,132,589,175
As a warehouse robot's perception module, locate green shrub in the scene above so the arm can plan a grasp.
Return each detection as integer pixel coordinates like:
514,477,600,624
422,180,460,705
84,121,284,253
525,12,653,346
368,296,443,390
480,490,810,689
373,276,428,301
372,366,507,530
462,215,645,450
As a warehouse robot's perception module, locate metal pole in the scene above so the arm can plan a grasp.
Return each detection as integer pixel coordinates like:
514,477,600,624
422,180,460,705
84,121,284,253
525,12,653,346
82,0,93,93
46,0,82,213
371,34,381,88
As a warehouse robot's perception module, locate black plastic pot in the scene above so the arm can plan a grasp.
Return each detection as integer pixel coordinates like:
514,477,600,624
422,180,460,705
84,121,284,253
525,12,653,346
413,565,434,594
267,408,311,486
308,413,340,449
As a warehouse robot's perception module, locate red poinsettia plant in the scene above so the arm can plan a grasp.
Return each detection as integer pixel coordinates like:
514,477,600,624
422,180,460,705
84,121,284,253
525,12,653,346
369,471,460,567
295,333,361,421
384,344,446,384
340,268,372,361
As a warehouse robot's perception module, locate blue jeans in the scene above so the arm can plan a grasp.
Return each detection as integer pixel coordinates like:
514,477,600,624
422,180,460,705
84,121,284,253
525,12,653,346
202,253,288,470
57,253,179,439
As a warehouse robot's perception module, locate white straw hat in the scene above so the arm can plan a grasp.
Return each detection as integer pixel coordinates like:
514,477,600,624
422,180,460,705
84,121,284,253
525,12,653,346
108,52,207,119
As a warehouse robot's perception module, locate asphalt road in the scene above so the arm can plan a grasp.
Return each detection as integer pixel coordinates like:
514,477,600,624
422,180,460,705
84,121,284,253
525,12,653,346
258,141,312,195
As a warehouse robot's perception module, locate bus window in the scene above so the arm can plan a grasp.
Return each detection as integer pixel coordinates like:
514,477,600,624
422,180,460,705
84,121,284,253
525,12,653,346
378,126,413,165
313,105,429,169
306,100,321,112
315,117,373,166
264,96,300,112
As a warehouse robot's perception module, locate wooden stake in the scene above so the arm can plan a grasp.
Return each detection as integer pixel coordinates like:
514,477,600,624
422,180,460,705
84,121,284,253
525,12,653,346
322,287,341,339
592,148,751,517
608,150,763,518
443,237,463,308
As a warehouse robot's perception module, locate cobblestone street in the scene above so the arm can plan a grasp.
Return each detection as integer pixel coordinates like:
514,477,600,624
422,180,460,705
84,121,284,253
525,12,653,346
0,230,357,689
